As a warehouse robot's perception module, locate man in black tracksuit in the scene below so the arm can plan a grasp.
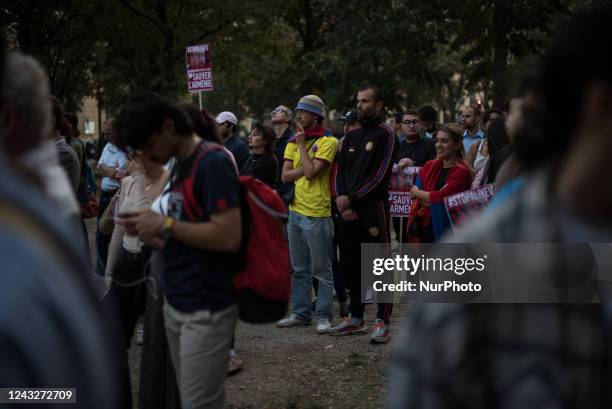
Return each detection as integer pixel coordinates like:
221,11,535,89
331,85,397,344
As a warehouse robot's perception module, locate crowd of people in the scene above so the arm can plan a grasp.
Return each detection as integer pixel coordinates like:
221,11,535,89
2,5,612,409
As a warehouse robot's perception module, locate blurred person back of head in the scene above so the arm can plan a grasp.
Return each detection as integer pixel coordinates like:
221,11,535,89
389,7,612,409
0,48,122,408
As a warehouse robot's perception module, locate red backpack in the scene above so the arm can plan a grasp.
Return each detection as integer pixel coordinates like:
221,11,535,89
181,143,290,323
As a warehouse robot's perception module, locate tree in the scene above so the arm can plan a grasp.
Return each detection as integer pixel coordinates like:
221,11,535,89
1,0,103,111
94,0,244,111
434,0,569,108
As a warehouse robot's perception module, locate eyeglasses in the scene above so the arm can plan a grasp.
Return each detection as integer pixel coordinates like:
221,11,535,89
401,119,420,126
272,107,289,115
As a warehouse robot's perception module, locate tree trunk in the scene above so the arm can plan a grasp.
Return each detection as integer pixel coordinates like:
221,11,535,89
492,0,509,108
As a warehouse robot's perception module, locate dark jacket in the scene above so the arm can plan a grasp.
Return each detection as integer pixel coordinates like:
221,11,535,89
275,126,293,165
274,127,293,195
240,153,279,187
335,115,397,204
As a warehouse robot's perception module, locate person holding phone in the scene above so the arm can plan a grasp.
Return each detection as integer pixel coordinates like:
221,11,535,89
112,92,241,409
102,150,169,408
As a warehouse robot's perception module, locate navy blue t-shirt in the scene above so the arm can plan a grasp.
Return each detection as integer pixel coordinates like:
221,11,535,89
225,135,250,171
162,145,240,313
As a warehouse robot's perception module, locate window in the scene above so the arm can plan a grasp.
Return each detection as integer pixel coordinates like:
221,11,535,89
84,120,95,135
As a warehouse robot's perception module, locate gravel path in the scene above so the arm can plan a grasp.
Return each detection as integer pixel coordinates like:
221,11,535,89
85,218,411,408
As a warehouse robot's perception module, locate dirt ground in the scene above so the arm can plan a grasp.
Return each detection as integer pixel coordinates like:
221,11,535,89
86,218,412,409
224,305,409,409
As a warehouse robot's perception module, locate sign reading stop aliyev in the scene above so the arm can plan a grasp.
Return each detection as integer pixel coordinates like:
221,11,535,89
186,44,213,93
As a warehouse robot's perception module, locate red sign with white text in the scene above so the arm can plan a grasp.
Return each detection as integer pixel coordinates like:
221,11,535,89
388,166,420,217
186,44,213,93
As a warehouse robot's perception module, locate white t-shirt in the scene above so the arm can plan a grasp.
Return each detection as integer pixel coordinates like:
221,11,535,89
98,143,127,192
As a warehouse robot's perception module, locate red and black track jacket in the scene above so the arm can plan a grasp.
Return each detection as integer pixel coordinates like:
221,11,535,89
335,115,397,205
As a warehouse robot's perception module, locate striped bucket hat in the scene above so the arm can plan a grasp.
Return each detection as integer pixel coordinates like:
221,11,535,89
295,95,326,118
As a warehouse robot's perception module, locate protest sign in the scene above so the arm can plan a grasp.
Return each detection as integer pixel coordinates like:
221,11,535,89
388,166,420,217
186,44,213,93
444,183,495,230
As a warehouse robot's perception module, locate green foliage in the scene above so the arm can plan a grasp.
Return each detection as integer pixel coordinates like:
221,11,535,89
1,0,103,111
2,0,597,120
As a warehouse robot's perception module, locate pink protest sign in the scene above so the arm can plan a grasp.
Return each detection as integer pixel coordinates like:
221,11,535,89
186,44,213,93
388,166,420,217
444,183,495,230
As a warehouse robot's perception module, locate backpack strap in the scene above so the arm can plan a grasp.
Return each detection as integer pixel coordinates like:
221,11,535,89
181,142,226,221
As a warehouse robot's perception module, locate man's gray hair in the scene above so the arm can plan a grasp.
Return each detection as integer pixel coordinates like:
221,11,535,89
0,52,51,142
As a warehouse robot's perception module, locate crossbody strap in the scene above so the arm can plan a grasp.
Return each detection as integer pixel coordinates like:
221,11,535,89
181,142,225,221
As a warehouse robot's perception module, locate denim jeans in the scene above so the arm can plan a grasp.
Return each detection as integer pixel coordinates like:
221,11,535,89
287,211,334,321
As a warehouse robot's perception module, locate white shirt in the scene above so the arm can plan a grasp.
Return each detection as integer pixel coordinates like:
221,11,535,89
98,143,127,192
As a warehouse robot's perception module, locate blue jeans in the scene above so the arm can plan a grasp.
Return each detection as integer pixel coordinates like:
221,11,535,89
287,211,334,321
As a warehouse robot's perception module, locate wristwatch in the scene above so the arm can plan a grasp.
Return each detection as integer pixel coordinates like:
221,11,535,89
159,216,175,239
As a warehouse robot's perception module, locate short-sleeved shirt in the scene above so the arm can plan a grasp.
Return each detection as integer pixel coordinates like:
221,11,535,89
162,146,240,313
97,143,126,192
284,136,338,217
462,128,485,156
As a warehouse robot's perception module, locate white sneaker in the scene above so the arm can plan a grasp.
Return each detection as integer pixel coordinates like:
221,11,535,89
316,319,332,334
276,314,310,328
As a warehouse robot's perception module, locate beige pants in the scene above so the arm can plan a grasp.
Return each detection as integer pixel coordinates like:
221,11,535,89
163,300,238,409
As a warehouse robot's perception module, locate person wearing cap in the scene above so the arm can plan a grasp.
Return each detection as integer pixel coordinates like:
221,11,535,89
276,94,338,334
216,111,249,170
340,110,360,137
333,85,397,344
